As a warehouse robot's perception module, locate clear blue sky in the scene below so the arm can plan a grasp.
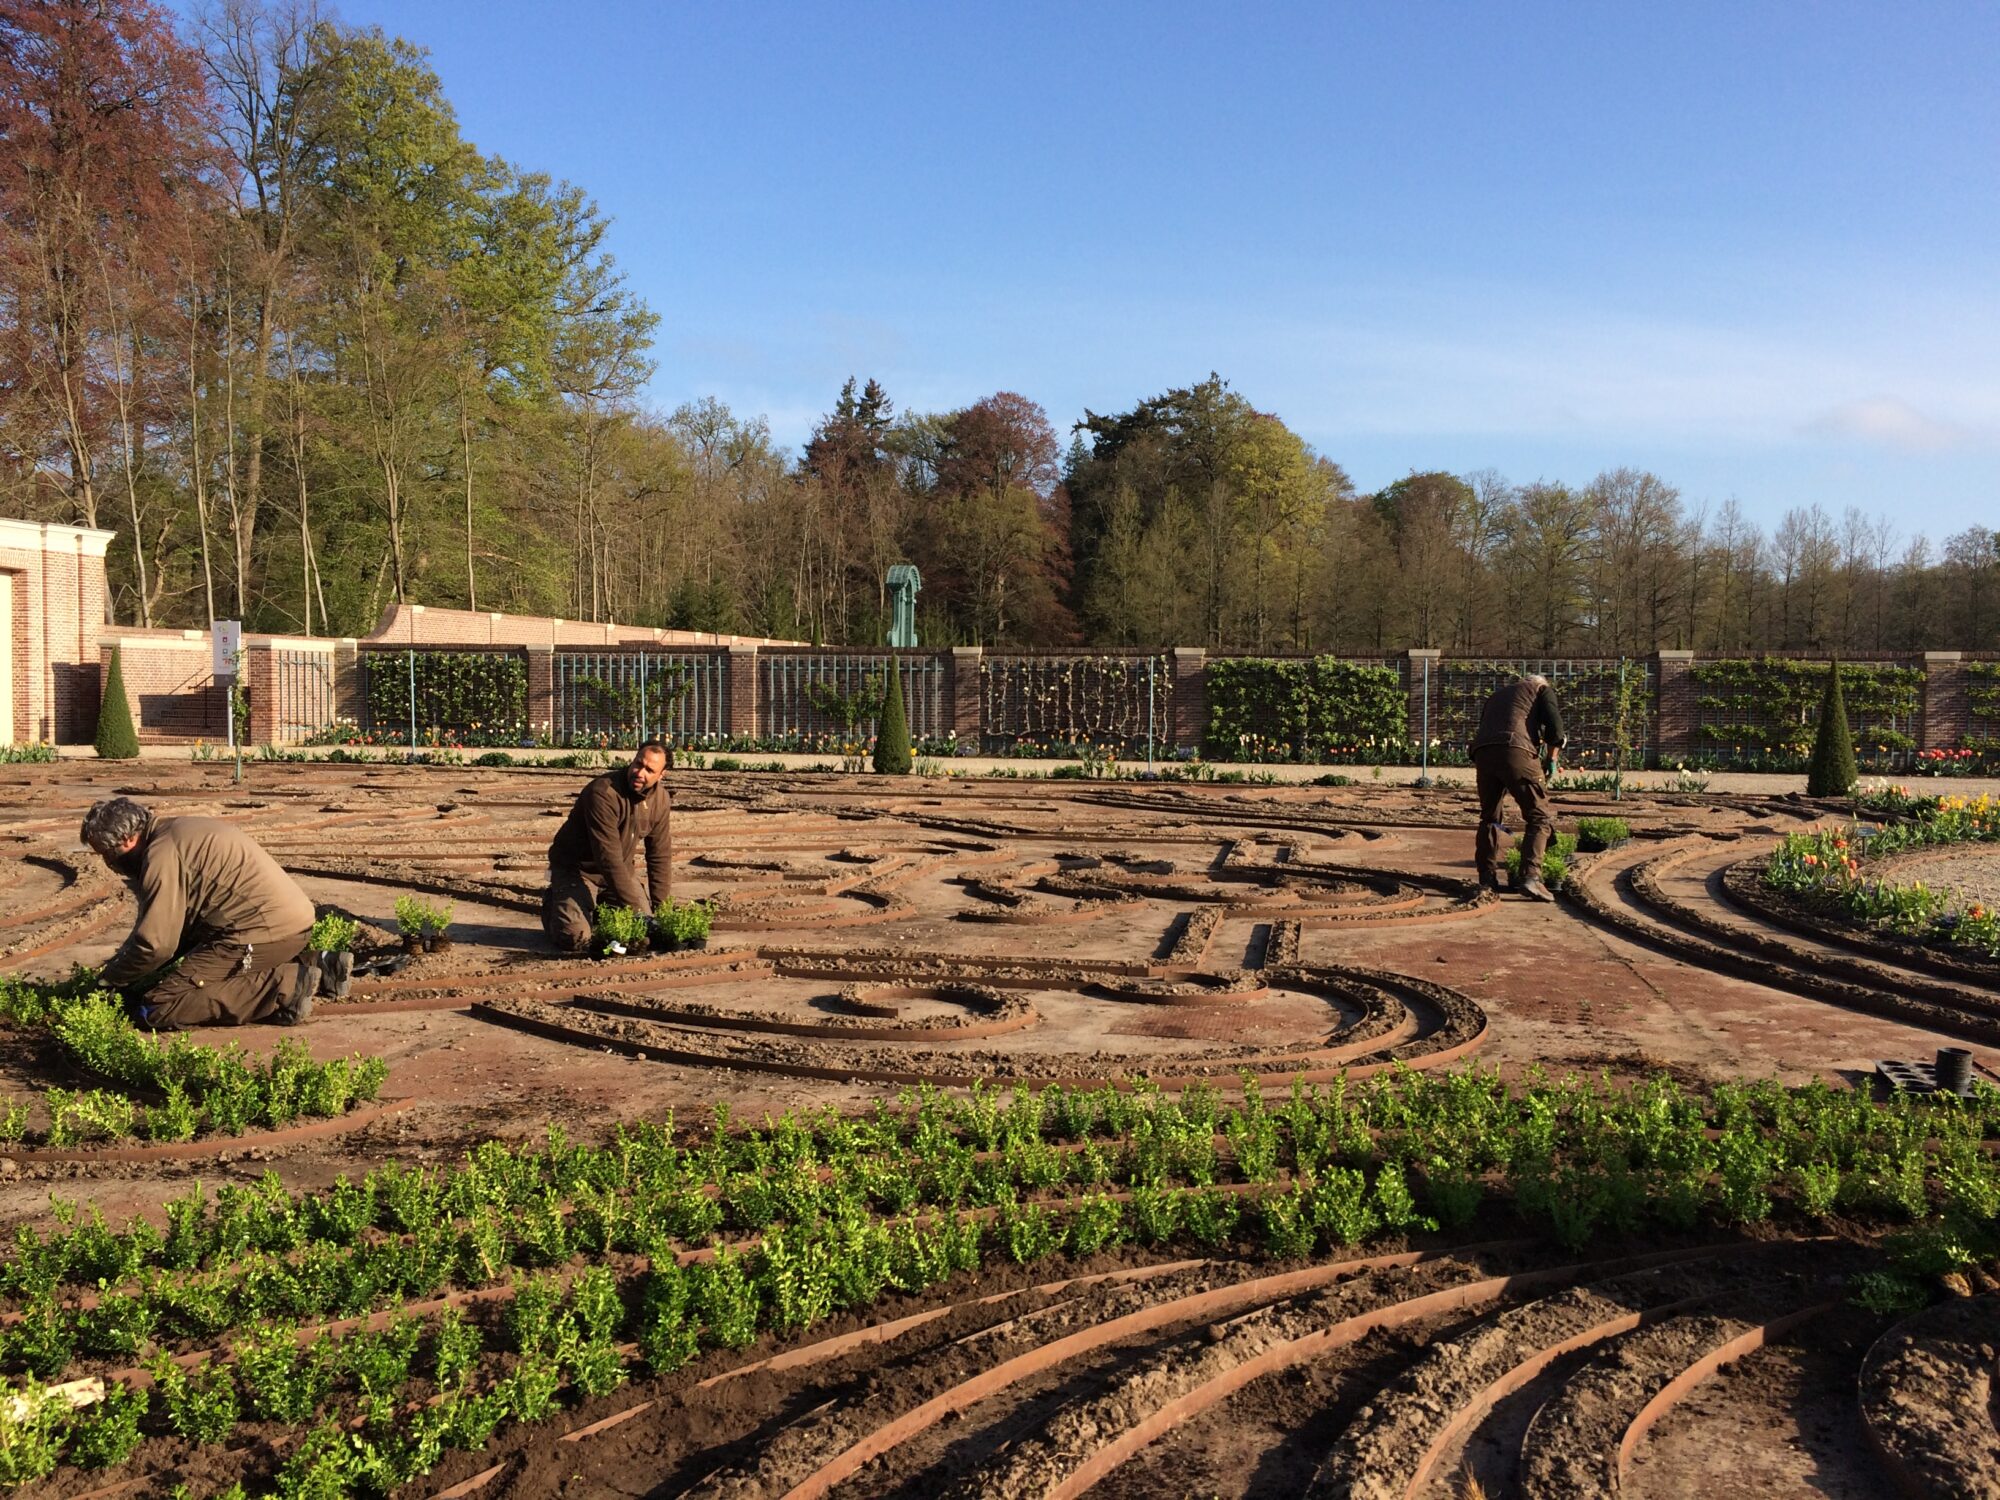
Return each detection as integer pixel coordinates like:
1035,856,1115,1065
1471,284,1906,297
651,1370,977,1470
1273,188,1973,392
317,2,1997,538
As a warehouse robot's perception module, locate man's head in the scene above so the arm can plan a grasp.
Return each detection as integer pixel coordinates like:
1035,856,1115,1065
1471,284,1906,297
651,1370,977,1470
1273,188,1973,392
1523,673,1549,690
81,797,154,874
626,741,669,797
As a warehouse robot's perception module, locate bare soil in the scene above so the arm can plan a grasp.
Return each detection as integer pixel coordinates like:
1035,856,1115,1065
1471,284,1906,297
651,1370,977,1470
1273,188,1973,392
2,760,1994,1497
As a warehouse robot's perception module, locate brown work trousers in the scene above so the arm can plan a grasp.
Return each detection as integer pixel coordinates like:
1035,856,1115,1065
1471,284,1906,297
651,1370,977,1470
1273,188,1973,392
542,864,604,954
1473,745,1554,883
137,930,311,1029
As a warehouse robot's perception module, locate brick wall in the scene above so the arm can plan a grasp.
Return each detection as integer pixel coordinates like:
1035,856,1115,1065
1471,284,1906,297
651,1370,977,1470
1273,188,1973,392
100,630,228,741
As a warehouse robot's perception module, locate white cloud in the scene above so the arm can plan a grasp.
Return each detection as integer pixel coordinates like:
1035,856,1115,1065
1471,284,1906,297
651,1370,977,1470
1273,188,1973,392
1800,397,1969,451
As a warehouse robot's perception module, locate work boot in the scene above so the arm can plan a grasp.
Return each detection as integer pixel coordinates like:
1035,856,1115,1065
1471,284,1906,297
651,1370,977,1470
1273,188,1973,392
1476,871,1502,894
277,959,319,1026
1517,877,1556,903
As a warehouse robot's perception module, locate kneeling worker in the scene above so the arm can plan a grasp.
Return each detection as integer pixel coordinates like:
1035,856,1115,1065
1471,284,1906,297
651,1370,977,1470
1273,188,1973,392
543,740,673,953
1470,673,1567,902
81,797,320,1027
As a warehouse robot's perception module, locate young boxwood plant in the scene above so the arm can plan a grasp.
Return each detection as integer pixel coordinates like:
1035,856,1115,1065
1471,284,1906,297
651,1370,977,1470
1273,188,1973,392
1506,832,1579,887
0,976,389,1146
652,898,714,950
1573,816,1631,852
394,895,454,949
307,912,362,954
592,903,651,957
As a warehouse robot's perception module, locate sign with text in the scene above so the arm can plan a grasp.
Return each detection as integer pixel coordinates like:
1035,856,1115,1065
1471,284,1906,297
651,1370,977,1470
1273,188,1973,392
211,620,242,677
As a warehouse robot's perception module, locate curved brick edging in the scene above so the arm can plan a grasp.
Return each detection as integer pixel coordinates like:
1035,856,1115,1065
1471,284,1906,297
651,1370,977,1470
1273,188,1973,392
776,1241,1536,1500
777,1241,1734,1500
1857,1294,2000,1500
1720,856,2000,991
1563,840,2000,1046
469,974,1484,1091
571,985,1041,1043
1626,846,2000,1021
1614,1300,1837,1487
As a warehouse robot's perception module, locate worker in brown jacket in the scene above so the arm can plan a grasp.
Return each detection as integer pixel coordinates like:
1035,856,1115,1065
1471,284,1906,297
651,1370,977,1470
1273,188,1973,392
542,741,674,952
1470,674,1567,901
81,798,320,1027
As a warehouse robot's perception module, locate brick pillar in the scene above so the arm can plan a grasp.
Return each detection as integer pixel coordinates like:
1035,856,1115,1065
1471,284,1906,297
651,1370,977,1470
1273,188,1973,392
526,645,555,744
1171,647,1207,753
245,641,278,746
949,646,982,749
1921,652,1966,752
1654,651,1695,766
332,639,362,726
1406,649,1441,758
726,644,759,742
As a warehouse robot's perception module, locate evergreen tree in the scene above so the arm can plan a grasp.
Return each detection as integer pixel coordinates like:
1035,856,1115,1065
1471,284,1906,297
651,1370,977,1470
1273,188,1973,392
872,663,912,775
1806,657,1858,797
94,648,141,760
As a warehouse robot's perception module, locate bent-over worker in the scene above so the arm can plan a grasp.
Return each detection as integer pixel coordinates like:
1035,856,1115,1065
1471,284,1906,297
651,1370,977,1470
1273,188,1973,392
81,797,320,1027
542,741,673,953
1470,673,1567,902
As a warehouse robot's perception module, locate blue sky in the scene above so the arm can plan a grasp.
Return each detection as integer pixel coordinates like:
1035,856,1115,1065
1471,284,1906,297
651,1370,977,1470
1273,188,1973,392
313,2,1995,537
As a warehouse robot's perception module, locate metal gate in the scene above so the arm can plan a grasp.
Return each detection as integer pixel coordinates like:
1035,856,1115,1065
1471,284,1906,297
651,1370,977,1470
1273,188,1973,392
270,649,338,744
552,651,728,746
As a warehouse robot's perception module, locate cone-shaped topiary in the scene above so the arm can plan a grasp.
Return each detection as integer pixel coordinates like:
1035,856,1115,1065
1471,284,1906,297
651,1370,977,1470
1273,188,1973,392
1806,656,1858,798
94,647,140,760
872,662,912,775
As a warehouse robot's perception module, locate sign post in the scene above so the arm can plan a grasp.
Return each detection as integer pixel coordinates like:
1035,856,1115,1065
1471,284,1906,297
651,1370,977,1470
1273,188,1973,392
211,620,243,784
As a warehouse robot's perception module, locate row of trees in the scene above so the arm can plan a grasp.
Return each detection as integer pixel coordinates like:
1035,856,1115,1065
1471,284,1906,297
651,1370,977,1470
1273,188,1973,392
3,2,1995,654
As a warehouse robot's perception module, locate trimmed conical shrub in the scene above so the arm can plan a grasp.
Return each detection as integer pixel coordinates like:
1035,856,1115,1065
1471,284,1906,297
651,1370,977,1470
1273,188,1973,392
94,648,140,760
1806,657,1858,798
873,663,912,775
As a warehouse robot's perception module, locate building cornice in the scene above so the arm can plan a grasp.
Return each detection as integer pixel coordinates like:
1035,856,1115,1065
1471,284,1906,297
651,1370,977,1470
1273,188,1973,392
0,517,116,558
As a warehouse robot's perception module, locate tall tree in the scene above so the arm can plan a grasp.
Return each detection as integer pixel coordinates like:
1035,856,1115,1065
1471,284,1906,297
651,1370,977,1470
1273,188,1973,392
0,0,219,618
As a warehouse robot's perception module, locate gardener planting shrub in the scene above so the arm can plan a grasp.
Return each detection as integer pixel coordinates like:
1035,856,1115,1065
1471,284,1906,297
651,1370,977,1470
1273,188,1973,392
542,741,674,955
80,797,320,1029
1468,674,1567,901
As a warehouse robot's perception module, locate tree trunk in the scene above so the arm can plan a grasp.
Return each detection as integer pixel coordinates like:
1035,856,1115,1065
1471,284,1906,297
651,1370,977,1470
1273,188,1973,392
461,400,478,611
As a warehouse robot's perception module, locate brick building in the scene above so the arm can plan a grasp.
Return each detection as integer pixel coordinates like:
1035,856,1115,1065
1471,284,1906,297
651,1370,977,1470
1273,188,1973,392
0,517,114,747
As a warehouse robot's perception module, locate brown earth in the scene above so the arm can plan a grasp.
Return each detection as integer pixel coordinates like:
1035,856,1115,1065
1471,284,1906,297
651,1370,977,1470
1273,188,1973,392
3,759,1997,1498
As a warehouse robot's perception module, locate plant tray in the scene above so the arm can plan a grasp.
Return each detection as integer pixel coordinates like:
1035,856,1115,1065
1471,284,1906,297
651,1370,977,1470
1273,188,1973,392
1872,1058,1944,1097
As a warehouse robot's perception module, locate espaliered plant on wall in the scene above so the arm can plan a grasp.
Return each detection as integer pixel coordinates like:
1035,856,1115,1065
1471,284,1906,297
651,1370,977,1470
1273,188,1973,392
1689,657,1921,770
979,655,1170,752
361,651,529,746
1204,657,1406,762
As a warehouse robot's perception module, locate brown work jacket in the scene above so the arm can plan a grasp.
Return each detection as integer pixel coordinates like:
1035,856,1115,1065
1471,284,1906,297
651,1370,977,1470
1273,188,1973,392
101,816,317,985
1470,679,1566,758
547,772,673,915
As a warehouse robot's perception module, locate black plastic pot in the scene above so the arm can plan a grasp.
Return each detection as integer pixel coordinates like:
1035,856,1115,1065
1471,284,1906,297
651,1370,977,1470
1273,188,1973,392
401,935,424,955
1935,1047,1973,1097
319,949,355,1000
